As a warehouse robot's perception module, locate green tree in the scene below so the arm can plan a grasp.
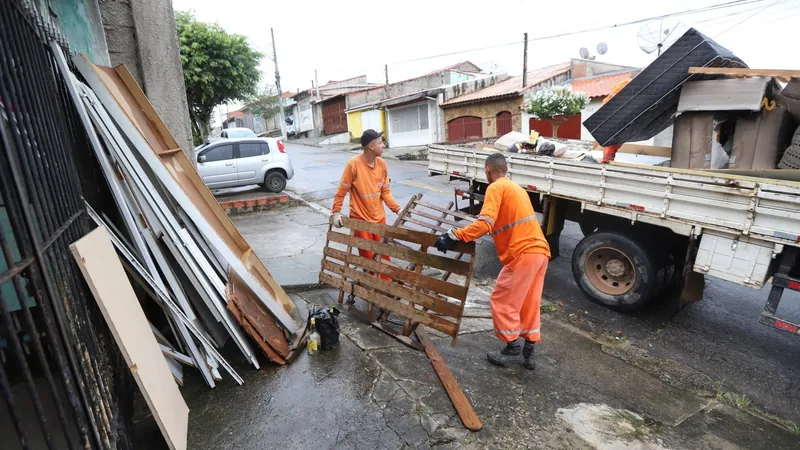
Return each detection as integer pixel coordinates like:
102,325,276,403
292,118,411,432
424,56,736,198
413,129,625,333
523,86,589,138
245,85,281,127
175,11,262,144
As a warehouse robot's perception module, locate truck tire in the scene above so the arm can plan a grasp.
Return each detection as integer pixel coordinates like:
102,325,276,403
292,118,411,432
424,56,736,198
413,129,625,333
579,219,597,237
571,231,660,312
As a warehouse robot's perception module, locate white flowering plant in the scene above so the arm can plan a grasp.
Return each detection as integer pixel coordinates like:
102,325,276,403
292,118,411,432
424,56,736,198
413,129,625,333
523,85,589,137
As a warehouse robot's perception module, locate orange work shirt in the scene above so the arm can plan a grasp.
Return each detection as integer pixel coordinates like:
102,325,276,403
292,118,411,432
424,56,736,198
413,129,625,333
454,177,550,265
332,155,400,223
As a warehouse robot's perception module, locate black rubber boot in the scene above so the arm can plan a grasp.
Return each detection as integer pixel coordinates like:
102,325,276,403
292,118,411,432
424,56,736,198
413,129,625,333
523,341,536,370
487,341,522,367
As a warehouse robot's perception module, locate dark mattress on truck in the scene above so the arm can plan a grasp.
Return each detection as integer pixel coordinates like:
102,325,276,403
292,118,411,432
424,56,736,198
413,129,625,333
582,28,747,147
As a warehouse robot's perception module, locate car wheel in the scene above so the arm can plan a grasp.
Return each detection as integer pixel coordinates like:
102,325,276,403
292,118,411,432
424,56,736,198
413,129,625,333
264,171,287,193
571,231,660,312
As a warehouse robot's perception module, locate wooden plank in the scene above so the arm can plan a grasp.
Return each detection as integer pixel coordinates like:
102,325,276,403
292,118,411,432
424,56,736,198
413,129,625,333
341,217,474,255
160,345,196,368
405,209,465,229
688,67,800,78
402,216,448,234
324,247,467,300
327,232,472,275
226,271,290,359
319,273,458,336
416,329,482,432
70,228,188,450
413,199,476,221
321,260,462,317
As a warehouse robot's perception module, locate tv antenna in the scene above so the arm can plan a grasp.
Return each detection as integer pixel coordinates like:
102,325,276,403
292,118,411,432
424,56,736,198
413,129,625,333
637,19,686,56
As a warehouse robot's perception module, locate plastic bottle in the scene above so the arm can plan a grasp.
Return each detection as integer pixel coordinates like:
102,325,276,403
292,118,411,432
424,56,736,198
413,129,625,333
307,318,320,355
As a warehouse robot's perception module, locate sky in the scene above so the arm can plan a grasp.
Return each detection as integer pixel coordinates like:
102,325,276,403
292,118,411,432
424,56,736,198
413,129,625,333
171,0,800,123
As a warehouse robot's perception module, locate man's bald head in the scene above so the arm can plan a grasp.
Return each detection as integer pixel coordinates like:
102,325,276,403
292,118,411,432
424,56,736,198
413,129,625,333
484,153,507,183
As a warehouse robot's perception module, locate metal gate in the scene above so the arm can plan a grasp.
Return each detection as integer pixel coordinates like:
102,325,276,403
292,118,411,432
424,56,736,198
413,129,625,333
322,97,347,135
447,116,482,143
0,1,133,449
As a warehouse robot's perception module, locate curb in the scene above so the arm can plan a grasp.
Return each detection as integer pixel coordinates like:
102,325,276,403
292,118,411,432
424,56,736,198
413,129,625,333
219,194,293,215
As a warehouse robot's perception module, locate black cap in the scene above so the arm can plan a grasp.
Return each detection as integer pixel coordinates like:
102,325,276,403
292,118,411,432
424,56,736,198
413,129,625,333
360,129,384,147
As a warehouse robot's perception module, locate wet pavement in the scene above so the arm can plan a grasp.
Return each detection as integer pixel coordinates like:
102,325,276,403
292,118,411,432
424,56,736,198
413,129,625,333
178,288,799,449
185,142,800,448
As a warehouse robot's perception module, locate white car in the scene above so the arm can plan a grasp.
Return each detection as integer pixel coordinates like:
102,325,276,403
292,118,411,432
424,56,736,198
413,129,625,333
195,137,294,192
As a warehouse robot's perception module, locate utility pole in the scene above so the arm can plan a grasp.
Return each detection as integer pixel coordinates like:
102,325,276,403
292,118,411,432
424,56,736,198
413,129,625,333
384,64,389,85
522,32,528,88
314,69,320,99
271,27,287,139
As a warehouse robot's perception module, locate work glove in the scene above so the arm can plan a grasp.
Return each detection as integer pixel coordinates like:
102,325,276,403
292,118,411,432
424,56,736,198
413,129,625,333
435,228,459,254
332,212,343,228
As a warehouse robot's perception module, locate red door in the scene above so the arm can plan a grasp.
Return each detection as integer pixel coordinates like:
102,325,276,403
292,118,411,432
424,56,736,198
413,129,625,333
447,116,483,143
322,98,347,135
496,111,512,136
529,113,582,139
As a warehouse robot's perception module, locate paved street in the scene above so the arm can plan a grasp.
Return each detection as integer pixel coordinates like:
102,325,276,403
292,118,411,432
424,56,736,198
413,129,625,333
223,142,800,447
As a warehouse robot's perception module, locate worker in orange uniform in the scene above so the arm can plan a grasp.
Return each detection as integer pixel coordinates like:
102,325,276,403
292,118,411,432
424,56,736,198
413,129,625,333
600,78,632,163
435,153,550,369
331,129,401,280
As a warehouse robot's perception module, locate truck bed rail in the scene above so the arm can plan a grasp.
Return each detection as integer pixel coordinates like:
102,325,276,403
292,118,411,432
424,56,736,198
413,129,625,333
428,144,800,248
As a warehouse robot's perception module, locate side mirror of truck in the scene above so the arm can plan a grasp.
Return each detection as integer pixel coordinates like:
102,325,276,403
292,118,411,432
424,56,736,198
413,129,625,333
198,155,207,163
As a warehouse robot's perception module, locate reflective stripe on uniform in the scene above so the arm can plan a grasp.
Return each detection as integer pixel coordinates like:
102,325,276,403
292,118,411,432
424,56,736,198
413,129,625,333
490,215,538,237
359,192,381,198
339,182,351,188
478,215,495,227
376,182,384,188
496,328,521,335
520,329,540,335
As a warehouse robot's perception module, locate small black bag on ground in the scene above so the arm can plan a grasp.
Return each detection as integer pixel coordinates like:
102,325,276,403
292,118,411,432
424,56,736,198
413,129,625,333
307,306,341,350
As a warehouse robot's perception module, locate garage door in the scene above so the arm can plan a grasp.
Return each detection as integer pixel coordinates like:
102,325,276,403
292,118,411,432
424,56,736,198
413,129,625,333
448,116,482,143
322,98,347,135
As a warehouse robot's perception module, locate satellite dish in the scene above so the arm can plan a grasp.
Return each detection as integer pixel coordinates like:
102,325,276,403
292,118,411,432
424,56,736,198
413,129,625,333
579,47,590,59
597,42,608,55
637,19,687,56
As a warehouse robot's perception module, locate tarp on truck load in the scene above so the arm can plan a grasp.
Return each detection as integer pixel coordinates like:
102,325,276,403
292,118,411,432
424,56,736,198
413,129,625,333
583,28,747,147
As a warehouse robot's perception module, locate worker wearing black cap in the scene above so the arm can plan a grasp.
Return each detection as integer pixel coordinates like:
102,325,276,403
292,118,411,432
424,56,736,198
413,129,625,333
331,129,400,277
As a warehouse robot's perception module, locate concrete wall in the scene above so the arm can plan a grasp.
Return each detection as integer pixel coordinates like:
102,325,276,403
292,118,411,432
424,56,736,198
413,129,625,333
443,96,523,141
100,0,193,157
442,74,510,102
347,71,479,110
571,59,637,79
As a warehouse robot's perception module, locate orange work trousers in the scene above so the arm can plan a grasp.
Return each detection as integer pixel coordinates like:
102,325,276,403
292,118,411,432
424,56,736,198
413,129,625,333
353,217,392,282
490,252,548,343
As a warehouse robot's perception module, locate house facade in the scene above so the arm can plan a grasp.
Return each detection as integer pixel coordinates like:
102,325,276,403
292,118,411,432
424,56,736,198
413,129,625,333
443,62,573,143
345,62,483,141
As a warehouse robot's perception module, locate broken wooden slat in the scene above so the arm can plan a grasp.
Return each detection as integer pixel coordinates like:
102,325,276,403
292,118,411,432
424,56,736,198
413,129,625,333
327,232,472,275
324,247,467,300
416,329,483,432
401,216,449,234
319,273,458,336
321,260,462,317
226,271,290,362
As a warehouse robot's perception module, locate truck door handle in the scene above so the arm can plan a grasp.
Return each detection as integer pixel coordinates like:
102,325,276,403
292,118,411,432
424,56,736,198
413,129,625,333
225,162,234,166
261,158,269,162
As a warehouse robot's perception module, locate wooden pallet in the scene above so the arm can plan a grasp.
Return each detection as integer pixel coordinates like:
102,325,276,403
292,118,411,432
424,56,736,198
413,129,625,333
319,209,475,344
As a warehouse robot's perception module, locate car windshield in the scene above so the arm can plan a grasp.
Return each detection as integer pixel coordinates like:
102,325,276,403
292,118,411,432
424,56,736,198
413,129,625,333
228,129,256,138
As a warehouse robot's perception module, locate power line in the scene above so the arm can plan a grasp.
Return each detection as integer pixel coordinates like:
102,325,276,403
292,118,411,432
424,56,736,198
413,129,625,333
716,0,784,37
389,0,769,65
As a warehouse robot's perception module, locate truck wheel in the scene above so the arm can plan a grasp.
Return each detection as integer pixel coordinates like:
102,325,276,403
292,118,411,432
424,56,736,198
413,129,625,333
264,171,287,193
571,231,658,312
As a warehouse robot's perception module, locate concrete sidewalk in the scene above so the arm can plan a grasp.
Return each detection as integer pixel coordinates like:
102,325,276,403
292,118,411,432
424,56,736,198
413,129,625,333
178,288,799,449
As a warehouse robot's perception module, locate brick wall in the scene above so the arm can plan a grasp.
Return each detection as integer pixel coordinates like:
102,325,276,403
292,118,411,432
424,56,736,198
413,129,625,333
442,96,523,141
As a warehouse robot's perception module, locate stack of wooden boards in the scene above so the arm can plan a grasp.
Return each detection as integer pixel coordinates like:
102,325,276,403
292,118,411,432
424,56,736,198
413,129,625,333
51,48,303,450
